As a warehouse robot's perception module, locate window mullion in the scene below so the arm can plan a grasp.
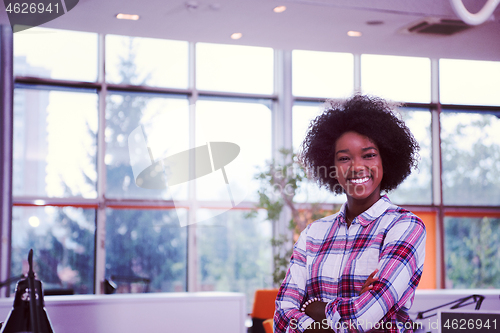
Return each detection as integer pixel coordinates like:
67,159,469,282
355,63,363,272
95,32,107,294
431,58,445,289
187,41,198,292
0,25,14,298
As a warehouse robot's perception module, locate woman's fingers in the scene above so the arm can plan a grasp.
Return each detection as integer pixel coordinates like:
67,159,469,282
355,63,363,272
359,269,379,295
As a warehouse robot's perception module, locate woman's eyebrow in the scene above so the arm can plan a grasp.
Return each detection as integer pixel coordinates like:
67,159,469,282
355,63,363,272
362,146,378,151
335,149,349,155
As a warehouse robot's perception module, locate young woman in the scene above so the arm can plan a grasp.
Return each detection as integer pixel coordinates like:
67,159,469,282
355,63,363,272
274,95,426,333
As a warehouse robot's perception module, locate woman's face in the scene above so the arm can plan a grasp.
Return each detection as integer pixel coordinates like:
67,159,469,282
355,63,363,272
334,131,383,204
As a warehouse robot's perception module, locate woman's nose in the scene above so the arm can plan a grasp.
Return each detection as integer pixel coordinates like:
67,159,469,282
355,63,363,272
350,157,365,170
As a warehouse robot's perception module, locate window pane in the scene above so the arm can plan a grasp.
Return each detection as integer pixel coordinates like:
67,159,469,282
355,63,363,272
13,88,98,198
105,208,187,292
445,216,500,288
195,98,272,203
196,43,273,94
441,111,500,205
292,103,324,151
106,35,189,89
361,54,431,103
440,59,500,106
11,206,95,294
196,209,272,311
388,108,432,205
106,93,189,200
292,102,343,204
14,27,98,82
292,50,353,98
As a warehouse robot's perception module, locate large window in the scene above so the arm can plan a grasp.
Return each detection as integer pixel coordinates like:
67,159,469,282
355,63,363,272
10,29,276,310
6,27,500,306
105,93,189,200
11,206,95,294
105,208,187,292
13,88,98,198
106,35,189,89
440,59,500,106
14,28,98,82
441,111,500,206
389,108,432,205
292,50,353,98
196,43,274,94
361,54,431,103
444,216,500,288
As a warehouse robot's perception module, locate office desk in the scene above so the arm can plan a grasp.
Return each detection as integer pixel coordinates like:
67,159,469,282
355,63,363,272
0,292,246,333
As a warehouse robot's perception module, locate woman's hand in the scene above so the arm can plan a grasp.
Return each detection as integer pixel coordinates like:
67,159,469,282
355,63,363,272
303,300,333,332
359,269,378,295
304,301,327,322
303,301,334,332
302,269,378,332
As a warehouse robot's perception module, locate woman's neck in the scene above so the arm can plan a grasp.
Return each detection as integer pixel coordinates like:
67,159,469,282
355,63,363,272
345,194,382,227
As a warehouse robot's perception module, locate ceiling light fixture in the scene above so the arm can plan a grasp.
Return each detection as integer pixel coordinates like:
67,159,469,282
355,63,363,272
274,6,287,13
231,32,243,40
116,13,140,20
347,31,362,37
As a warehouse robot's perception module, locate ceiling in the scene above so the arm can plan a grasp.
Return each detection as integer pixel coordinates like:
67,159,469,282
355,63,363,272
1,0,500,61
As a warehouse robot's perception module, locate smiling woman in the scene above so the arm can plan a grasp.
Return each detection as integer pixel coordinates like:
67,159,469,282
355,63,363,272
274,95,426,333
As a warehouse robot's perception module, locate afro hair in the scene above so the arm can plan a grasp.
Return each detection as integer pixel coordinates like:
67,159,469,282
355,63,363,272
299,94,420,195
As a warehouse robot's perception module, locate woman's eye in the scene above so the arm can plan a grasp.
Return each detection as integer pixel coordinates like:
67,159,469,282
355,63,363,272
338,156,349,161
364,153,376,158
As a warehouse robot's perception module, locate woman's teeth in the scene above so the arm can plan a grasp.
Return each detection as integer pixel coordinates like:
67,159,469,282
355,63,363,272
350,176,370,184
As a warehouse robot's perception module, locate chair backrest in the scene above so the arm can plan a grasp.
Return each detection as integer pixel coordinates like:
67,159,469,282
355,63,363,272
262,318,273,333
251,289,280,319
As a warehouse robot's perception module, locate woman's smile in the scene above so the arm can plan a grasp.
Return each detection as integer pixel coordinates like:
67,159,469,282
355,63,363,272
334,131,384,206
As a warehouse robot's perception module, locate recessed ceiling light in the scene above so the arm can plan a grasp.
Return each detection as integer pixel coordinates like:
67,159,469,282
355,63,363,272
116,13,140,20
347,30,362,37
231,32,243,40
273,6,287,13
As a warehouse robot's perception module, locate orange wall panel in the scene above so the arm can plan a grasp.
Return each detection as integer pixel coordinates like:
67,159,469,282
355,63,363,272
413,211,436,289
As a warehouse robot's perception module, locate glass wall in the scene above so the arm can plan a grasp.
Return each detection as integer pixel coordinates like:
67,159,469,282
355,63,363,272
8,27,500,305
361,54,431,103
11,206,95,294
292,50,353,98
444,216,500,288
11,28,275,307
441,111,500,206
105,208,187,292
13,88,98,198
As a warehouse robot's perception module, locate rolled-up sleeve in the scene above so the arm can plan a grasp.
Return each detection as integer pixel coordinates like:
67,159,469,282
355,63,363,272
274,229,316,333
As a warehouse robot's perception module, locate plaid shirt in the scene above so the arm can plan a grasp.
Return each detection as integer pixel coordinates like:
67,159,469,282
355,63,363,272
274,195,426,333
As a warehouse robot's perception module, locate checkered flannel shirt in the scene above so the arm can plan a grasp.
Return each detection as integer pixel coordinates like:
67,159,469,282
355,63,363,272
274,195,426,333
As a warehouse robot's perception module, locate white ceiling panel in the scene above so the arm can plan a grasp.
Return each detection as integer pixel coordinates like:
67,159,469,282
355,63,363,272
1,0,499,60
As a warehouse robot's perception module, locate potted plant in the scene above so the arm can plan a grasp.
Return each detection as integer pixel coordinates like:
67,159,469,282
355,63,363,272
247,149,338,285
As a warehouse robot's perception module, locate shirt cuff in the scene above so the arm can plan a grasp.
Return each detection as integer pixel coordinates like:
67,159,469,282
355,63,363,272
325,299,343,333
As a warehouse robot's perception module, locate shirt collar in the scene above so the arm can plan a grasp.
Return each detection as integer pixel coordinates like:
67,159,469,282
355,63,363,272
339,195,394,227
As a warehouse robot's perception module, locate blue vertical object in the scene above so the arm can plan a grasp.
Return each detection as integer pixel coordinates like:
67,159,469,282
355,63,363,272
0,250,54,333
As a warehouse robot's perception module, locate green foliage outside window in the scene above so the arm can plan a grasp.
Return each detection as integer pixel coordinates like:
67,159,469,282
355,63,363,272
445,217,500,288
247,149,338,286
